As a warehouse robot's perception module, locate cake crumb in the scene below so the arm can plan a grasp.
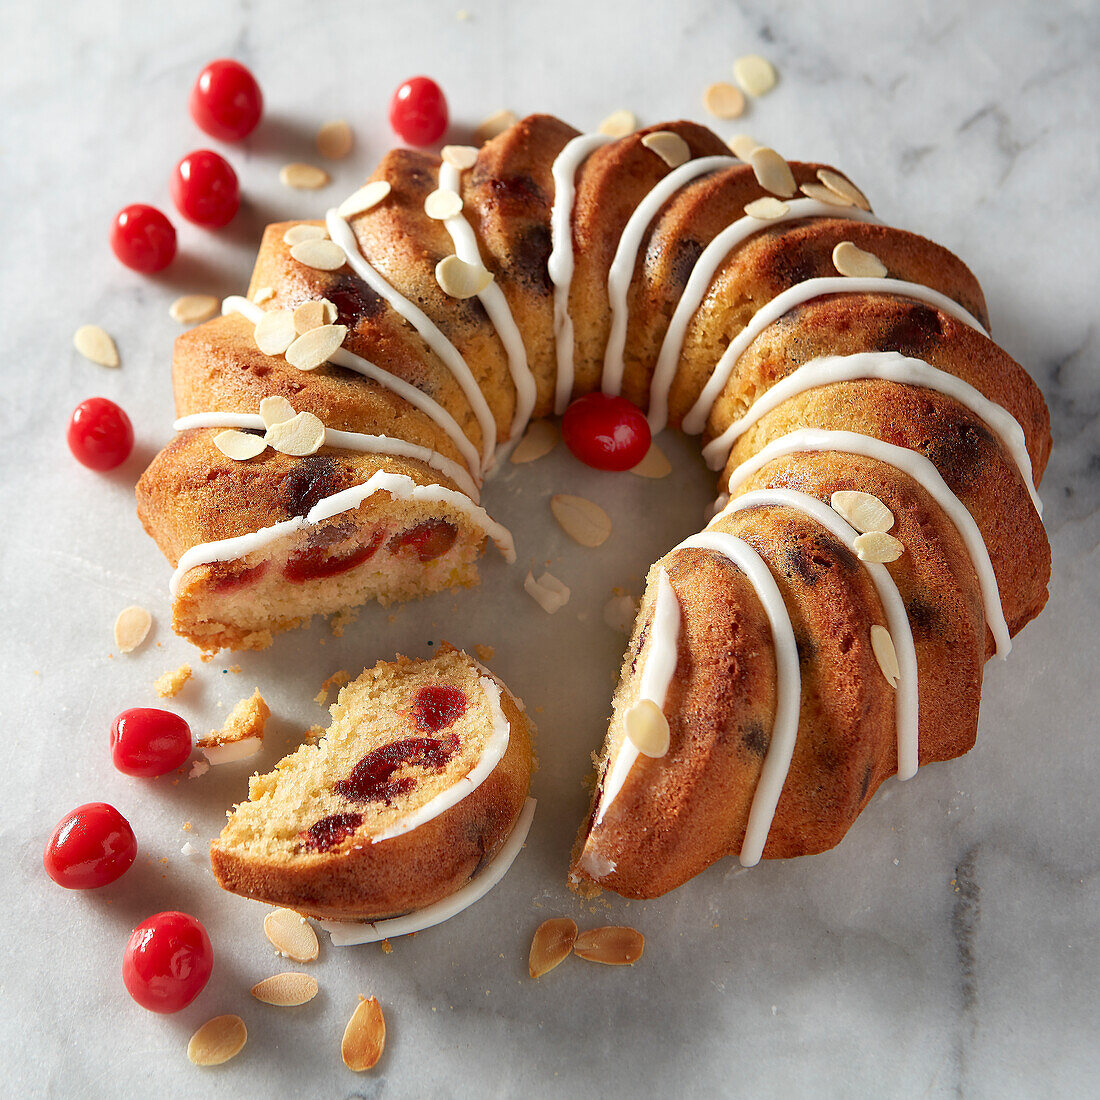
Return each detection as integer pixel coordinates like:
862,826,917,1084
315,669,351,705
473,644,495,663
182,821,192,832
330,606,360,636
380,939,393,955
154,664,192,698
228,664,242,674
198,689,269,764
189,760,209,779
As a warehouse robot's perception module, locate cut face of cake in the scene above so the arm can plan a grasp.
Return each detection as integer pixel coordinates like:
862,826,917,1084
210,646,534,921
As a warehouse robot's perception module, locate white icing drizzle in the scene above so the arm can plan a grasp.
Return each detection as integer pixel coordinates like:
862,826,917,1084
594,568,680,827
547,133,614,413
646,199,881,432
713,488,919,780
325,210,499,473
437,162,537,444
725,427,1011,657
222,296,483,481
168,469,516,597
682,276,989,441
173,411,481,503
323,796,536,946
701,351,1043,517
602,155,733,396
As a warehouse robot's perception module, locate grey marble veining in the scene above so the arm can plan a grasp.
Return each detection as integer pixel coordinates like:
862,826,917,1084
1,0,1097,1095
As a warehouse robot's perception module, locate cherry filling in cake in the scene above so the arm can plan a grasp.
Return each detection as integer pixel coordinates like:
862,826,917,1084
284,529,387,582
386,519,459,563
302,812,363,852
334,733,461,806
409,685,468,731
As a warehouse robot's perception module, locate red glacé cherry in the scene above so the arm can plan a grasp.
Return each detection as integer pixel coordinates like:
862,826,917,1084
110,205,176,273
561,393,652,471
43,802,137,889
171,150,240,227
389,76,448,146
189,59,263,141
123,911,213,1014
111,708,192,778
67,397,134,471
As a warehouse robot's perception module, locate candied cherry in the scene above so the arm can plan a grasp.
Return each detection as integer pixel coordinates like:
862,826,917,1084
123,911,213,1014
561,393,652,471
109,204,176,273
67,397,134,471
171,150,240,227
389,76,448,146
189,59,263,141
43,802,136,889
111,708,192,778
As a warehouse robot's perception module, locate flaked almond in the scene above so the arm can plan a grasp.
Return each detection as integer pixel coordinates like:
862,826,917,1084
598,109,636,137
215,429,267,461
252,286,276,304
187,1015,247,1066
625,699,671,758
260,395,296,428
264,907,319,962
529,918,578,978
441,144,479,170
251,972,319,1006
285,324,348,372
265,411,326,456
744,196,789,220
424,188,463,221
169,294,219,325
114,605,152,653
550,494,612,548
734,54,777,97
703,81,745,119
320,298,338,324
854,531,904,563
830,490,894,533
293,299,329,335
749,146,796,198
603,593,637,633
509,420,558,464
283,224,328,247
833,240,888,278
435,255,493,299
337,181,391,218
799,181,854,207
629,442,671,479
280,162,331,190
474,109,517,145
73,324,119,368
524,571,570,614
727,133,761,161
316,119,353,160
342,996,385,1071
870,624,900,688
290,238,346,272
573,925,645,965
254,310,297,356
641,130,690,169
817,168,871,212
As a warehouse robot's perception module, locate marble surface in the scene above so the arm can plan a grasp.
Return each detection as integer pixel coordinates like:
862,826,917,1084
2,0,1098,1095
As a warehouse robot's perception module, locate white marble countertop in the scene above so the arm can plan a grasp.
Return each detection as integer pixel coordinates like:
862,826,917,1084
2,0,1097,1095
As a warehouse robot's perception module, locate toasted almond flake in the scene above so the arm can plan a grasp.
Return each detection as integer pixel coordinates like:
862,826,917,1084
280,162,331,190
598,109,636,137
252,286,276,304
435,255,493,299
285,324,348,371
550,494,612,548
524,571,570,614
854,531,904,563
727,133,762,161
169,294,219,325
320,298,338,324
187,1015,246,1066
703,81,745,119
424,188,463,221
832,240,888,279
870,624,900,688
260,395,297,428
749,146,797,198
817,168,871,212
316,119,353,160
625,698,671,757
264,908,319,962
342,997,385,1071
734,54,777,97
290,238,347,271
629,441,671,479
603,593,637,632
114,606,152,653
293,299,329,335
441,144,478,170
509,420,558,464
251,972,319,1006
830,490,894,533
799,181,854,207
744,196,789,220
474,109,517,145
529,918,578,978
574,925,645,965
337,181,392,219
265,410,326,456
73,324,119,368
283,224,329,247
215,428,267,461
254,309,298,355
155,663,192,698
641,130,690,169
